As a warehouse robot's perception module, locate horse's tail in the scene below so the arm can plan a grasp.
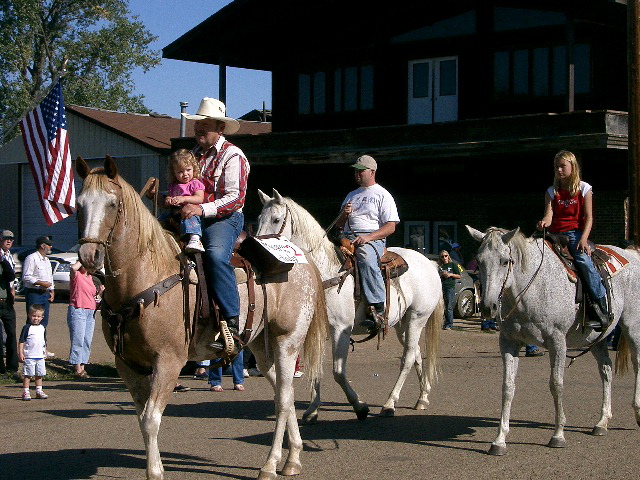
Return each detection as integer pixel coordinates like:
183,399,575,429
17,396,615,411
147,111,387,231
303,262,329,387
614,330,629,375
423,295,443,384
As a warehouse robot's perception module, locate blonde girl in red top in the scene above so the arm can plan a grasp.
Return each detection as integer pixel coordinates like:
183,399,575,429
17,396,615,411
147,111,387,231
537,150,608,331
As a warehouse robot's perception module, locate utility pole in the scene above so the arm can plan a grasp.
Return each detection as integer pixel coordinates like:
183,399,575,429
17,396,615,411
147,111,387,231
629,0,640,244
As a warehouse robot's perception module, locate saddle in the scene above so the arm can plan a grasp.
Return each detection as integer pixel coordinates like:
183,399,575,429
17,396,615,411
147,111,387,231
325,239,409,339
544,233,629,327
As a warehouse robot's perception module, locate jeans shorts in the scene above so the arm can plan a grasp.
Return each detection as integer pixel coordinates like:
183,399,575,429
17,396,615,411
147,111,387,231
23,358,46,377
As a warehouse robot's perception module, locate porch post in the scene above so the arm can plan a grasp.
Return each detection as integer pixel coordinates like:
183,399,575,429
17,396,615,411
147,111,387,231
219,62,227,105
629,0,640,244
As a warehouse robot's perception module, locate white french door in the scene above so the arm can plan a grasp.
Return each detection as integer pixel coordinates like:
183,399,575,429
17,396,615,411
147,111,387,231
408,56,458,124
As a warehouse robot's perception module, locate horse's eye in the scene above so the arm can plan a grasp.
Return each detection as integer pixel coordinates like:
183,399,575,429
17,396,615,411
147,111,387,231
272,218,280,224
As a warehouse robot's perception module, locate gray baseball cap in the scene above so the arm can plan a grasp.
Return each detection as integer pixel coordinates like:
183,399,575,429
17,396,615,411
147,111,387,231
1,230,14,239
351,155,377,171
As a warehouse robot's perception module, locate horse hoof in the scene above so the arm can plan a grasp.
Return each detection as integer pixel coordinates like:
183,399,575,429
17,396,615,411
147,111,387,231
487,444,507,456
257,470,278,480
379,407,395,417
591,426,608,436
301,412,318,425
414,400,429,410
547,437,566,448
281,461,302,476
355,405,370,421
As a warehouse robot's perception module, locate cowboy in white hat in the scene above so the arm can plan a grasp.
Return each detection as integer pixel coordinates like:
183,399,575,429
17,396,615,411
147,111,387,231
181,98,249,358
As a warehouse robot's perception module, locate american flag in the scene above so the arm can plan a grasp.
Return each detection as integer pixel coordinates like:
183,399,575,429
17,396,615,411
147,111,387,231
20,80,75,225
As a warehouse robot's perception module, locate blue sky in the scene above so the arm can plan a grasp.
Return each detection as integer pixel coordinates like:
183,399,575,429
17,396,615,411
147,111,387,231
127,0,272,119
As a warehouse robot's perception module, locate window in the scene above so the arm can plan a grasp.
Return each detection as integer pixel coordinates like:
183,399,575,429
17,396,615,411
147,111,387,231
494,43,590,99
300,64,374,116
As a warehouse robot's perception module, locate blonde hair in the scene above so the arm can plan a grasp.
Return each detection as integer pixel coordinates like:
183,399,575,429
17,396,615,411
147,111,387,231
167,149,200,184
553,150,581,196
28,304,45,318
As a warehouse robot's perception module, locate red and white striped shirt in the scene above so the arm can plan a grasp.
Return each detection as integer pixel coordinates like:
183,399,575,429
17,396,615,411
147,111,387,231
194,135,250,218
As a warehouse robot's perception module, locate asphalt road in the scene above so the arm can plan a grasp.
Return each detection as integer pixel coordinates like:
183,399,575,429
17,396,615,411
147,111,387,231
1,299,639,479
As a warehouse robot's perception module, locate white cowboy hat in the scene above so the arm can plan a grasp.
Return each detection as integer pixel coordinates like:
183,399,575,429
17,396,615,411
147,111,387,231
181,97,240,134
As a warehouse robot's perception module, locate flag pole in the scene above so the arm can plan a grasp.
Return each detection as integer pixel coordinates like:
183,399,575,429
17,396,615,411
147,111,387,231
0,61,68,145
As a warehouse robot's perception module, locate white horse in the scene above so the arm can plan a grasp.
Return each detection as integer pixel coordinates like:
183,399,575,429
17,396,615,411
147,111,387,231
467,225,640,455
257,189,443,421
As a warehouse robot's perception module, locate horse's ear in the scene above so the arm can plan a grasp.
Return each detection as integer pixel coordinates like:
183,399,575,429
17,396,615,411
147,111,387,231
272,189,284,205
501,227,520,245
76,156,90,179
257,189,272,206
466,225,485,243
104,155,118,179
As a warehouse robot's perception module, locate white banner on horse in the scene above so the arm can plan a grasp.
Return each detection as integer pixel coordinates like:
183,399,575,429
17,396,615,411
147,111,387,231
255,236,308,264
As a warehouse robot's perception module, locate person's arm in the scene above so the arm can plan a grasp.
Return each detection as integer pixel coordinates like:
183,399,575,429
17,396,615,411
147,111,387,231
336,202,352,229
18,342,25,363
578,190,594,253
352,221,397,245
442,264,461,280
537,192,554,230
173,189,205,206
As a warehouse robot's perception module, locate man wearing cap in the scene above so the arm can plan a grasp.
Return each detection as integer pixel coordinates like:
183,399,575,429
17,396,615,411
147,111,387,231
181,98,249,353
336,155,400,331
22,236,55,327
0,230,18,373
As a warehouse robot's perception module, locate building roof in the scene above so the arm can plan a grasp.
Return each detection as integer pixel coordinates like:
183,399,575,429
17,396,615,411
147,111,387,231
163,0,625,70
67,105,271,153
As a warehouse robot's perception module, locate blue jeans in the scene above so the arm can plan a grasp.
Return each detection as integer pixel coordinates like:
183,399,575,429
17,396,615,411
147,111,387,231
180,215,202,238
67,306,96,365
560,229,606,301
25,289,50,327
202,212,244,318
208,350,244,386
443,286,455,328
348,235,386,305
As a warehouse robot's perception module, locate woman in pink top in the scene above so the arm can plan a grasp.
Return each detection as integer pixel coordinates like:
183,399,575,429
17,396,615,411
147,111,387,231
67,261,104,378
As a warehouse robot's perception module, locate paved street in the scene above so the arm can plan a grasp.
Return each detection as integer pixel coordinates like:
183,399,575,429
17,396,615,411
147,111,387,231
1,299,639,479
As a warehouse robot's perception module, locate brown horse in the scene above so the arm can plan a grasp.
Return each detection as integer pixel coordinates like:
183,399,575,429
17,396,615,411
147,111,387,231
75,155,328,480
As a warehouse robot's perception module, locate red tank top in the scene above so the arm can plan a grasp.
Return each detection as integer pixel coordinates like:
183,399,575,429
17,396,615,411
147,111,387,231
548,181,591,233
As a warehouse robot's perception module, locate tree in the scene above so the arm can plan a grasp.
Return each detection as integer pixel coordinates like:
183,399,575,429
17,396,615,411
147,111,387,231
0,0,160,141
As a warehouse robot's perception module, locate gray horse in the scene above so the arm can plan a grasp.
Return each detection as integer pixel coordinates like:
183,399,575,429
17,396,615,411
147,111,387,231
467,225,640,455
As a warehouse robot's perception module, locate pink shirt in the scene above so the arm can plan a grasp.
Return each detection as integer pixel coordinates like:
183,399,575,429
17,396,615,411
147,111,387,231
69,270,98,310
168,178,205,202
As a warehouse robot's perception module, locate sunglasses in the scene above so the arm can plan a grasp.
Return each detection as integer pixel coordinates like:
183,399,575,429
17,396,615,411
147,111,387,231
2,237,14,241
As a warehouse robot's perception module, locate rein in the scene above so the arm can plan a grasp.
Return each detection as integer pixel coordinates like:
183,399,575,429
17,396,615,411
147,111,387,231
496,231,546,324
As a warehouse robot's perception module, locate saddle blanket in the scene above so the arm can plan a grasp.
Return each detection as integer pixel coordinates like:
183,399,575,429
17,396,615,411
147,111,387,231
595,245,629,277
252,235,308,264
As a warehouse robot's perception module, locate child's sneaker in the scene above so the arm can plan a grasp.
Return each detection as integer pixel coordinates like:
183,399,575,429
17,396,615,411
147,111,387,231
22,391,31,401
185,237,205,253
293,370,304,378
35,390,48,399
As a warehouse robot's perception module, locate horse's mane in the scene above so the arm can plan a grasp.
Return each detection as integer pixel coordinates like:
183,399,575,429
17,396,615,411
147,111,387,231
282,197,341,264
83,168,178,271
482,227,533,272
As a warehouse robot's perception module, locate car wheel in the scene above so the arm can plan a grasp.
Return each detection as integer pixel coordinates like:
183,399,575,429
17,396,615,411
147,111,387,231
455,289,475,319
15,277,24,295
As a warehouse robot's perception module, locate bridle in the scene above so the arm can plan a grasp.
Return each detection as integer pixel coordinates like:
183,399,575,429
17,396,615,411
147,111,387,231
494,232,546,324
276,203,290,236
78,178,124,277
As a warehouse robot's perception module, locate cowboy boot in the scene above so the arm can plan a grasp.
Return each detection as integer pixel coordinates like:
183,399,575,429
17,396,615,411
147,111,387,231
208,316,241,352
360,303,384,331
585,296,610,332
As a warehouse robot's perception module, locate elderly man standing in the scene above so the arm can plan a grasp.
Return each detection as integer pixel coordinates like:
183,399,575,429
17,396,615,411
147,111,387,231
336,155,400,332
0,230,18,374
182,98,249,352
22,236,55,329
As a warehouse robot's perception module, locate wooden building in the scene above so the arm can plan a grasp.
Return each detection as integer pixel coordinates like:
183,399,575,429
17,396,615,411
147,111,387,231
164,0,630,259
